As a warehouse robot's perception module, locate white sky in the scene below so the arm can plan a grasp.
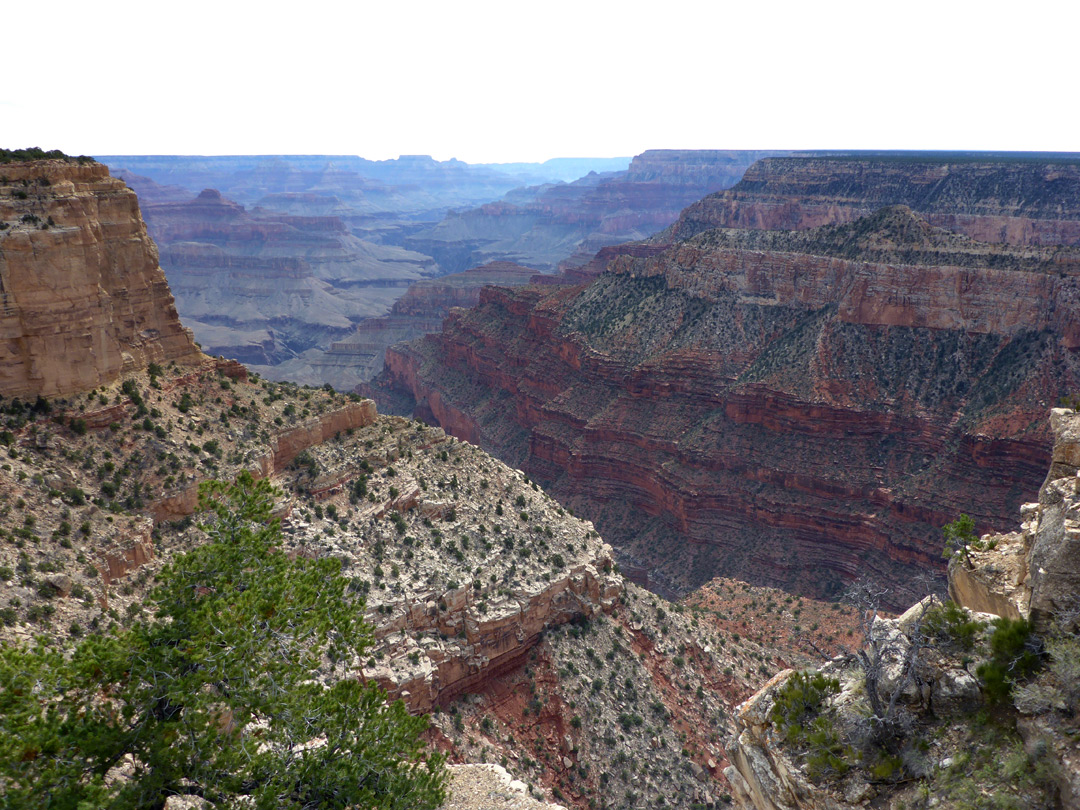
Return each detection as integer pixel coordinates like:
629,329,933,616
4,0,1078,162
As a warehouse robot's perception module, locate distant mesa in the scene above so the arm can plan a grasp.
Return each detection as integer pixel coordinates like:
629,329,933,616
99,150,777,385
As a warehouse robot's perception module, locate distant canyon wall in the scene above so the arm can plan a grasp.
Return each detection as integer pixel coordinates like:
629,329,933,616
670,156,1080,246
370,206,1080,606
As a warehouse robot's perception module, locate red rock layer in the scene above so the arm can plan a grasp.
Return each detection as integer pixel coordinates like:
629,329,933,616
370,219,1080,606
670,156,1080,246
0,161,202,398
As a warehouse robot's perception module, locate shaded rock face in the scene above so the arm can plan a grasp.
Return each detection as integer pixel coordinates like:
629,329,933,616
1025,409,1080,632
670,155,1080,247
405,150,786,274
0,161,202,398
370,210,1080,605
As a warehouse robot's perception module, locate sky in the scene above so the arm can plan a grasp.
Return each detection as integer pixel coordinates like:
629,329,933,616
4,0,1078,163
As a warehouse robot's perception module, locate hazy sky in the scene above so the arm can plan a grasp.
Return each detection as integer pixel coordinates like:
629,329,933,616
5,0,1077,162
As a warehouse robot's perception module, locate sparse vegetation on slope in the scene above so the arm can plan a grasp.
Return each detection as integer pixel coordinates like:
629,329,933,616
0,472,446,809
0,147,95,164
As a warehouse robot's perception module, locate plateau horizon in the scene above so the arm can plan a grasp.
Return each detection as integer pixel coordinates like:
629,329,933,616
6,0,1078,160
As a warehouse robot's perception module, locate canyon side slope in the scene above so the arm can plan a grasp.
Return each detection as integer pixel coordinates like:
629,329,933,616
0,158,851,809
369,200,1080,607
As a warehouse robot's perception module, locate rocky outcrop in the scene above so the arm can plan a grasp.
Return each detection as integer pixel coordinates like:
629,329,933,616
730,408,1080,810
0,161,202,397
365,551,621,714
371,209,1080,604
670,154,1080,246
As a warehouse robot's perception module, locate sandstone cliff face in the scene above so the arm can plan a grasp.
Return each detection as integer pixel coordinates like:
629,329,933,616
670,155,1080,247
949,407,1080,636
0,161,202,397
371,210,1080,605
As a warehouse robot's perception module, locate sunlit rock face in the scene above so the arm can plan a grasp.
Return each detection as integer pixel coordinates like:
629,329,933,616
0,160,202,398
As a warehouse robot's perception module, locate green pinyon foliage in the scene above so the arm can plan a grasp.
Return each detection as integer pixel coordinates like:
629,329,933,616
0,471,446,809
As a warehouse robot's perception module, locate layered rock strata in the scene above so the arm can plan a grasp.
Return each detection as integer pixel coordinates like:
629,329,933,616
728,409,1080,810
0,161,202,397
405,150,786,274
670,154,1080,246
138,187,436,365
371,208,1080,604
257,262,538,388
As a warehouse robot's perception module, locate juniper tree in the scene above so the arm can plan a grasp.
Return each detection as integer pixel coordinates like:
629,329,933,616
0,471,446,809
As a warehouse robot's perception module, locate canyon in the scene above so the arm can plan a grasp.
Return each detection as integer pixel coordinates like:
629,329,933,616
404,150,786,274
370,203,1080,607
260,261,540,389
105,150,779,385
5,147,1080,808
135,185,436,365
0,156,750,809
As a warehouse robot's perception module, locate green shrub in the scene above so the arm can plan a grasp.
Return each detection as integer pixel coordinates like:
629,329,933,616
0,473,448,808
976,617,1042,704
924,601,984,651
942,514,979,559
770,671,840,744
770,671,851,780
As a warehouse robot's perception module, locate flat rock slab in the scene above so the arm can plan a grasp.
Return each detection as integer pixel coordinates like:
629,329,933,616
441,764,566,810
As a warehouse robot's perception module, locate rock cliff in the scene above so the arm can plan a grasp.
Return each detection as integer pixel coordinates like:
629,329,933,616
669,153,1080,247
949,407,1080,636
370,208,1080,605
727,409,1080,810
0,160,202,398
